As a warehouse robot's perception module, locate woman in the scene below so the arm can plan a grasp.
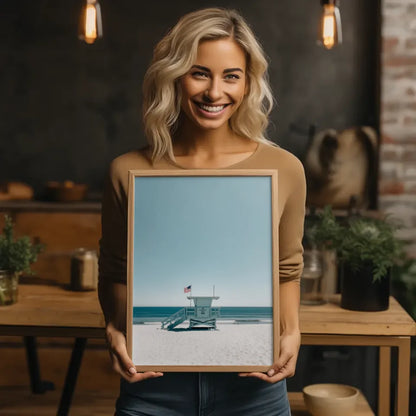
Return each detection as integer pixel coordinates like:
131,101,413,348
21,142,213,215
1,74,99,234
99,8,305,416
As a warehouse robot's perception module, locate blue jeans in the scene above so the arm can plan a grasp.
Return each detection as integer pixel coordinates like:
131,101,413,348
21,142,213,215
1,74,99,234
115,373,291,416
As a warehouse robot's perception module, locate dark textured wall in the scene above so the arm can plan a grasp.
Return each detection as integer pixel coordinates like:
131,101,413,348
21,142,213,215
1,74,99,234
0,0,379,196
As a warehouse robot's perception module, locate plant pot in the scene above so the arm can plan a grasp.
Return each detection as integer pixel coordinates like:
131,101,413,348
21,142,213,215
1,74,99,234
0,270,19,306
340,263,390,311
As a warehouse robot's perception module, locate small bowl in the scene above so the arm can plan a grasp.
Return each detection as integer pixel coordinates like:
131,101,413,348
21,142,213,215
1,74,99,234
46,181,88,202
303,383,359,416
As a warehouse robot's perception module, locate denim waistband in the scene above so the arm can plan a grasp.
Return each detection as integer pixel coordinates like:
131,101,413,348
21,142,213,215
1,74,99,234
116,373,290,416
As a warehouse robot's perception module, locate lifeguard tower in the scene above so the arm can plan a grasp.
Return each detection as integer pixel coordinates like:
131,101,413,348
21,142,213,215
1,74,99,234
161,292,220,330
187,295,220,329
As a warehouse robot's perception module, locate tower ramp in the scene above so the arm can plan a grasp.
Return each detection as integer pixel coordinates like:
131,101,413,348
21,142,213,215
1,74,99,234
161,308,187,330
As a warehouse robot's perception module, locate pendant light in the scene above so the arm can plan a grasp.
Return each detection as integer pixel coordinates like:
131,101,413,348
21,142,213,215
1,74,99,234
79,0,103,44
319,0,342,50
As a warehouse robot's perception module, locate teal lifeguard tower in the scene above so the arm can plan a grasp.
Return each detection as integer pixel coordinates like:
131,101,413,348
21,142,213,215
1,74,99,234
187,295,220,329
161,291,220,330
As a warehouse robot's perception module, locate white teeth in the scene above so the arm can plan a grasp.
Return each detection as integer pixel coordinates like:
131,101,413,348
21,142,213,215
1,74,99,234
199,104,225,113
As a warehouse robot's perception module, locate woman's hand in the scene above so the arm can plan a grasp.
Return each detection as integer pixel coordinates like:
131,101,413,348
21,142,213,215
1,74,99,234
106,322,163,383
238,330,301,383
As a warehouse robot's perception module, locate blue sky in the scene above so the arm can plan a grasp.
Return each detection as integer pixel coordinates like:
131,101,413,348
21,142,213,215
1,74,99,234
132,175,274,307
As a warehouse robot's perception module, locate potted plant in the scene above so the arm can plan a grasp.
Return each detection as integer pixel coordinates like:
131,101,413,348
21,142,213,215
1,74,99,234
307,206,404,311
0,215,43,305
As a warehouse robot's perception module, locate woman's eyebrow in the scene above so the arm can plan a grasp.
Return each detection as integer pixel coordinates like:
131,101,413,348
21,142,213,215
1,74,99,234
191,65,244,74
191,65,211,72
223,68,244,74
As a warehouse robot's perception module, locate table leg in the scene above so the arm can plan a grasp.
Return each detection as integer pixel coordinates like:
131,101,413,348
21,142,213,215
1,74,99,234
57,337,87,416
378,346,391,416
396,337,411,416
23,336,55,394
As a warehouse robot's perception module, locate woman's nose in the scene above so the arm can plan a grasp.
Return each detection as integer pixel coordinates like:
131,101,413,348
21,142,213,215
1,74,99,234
203,78,222,102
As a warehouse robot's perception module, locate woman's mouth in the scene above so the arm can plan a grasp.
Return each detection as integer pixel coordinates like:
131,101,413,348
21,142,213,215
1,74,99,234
194,101,230,115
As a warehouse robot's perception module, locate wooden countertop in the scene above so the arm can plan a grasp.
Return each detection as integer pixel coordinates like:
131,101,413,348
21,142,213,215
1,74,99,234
0,200,101,212
0,285,415,339
300,295,416,336
0,284,105,337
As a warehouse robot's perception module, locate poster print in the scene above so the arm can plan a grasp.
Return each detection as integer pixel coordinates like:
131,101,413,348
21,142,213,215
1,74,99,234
127,170,279,372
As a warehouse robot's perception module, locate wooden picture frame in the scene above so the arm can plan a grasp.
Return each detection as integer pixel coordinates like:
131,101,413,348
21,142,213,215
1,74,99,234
127,169,279,372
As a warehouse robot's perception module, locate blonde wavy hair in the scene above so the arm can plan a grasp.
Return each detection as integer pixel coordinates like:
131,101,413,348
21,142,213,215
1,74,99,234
142,8,275,162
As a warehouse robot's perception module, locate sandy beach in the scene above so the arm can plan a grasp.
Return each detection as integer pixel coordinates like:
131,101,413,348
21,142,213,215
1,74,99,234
132,321,273,366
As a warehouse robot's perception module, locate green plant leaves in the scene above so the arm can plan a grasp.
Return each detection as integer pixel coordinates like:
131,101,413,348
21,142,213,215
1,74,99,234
0,215,44,274
306,206,404,282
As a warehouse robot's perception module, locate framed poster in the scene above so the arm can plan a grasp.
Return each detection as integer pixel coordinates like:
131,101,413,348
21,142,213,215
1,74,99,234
127,169,279,372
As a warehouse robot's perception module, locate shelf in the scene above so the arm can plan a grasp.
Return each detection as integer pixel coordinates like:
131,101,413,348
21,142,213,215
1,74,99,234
289,391,375,416
0,200,101,212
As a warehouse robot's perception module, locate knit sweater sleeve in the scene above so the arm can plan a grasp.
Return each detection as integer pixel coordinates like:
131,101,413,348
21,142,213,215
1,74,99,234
98,158,129,285
278,155,306,283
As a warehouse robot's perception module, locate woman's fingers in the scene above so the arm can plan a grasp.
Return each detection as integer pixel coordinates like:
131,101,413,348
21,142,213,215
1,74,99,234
238,331,300,384
111,351,163,383
238,364,291,384
106,324,163,383
272,348,296,378
110,333,135,375
238,358,294,384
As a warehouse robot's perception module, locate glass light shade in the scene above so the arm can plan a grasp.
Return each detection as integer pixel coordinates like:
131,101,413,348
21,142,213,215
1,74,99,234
79,0,103,44
319,1,342,50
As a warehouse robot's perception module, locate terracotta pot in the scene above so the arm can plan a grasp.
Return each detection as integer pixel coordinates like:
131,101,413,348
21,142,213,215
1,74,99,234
340,262,390,311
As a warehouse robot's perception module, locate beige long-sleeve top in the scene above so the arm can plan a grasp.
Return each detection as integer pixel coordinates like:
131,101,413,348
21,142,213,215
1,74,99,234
99,142,306,285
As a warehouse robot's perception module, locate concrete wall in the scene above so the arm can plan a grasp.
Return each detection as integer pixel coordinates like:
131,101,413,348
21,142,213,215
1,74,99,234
0,0,379,196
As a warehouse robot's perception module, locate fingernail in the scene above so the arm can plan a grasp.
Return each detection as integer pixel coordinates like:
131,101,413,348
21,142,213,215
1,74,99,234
128,367,137,374
267,369,275,377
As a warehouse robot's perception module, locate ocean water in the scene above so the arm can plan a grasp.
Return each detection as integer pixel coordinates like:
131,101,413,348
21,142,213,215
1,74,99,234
133,306,272,324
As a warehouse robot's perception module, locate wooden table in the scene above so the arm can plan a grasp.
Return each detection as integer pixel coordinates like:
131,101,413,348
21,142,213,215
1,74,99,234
300,296,416,416
0,284,105,416
0,285,415,415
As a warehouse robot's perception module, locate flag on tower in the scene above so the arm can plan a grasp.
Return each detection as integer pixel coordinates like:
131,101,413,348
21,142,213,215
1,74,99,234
184,285,191,293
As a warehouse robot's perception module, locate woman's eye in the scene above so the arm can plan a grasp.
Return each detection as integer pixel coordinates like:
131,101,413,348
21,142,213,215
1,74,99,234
225,74,240,80
191,71,208,78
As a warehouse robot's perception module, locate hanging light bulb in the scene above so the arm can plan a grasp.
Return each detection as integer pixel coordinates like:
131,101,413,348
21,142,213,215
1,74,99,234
319,0,342,50
79,0,103,44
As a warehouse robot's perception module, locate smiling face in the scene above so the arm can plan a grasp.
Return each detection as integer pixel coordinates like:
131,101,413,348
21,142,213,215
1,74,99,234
179,38,248,133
